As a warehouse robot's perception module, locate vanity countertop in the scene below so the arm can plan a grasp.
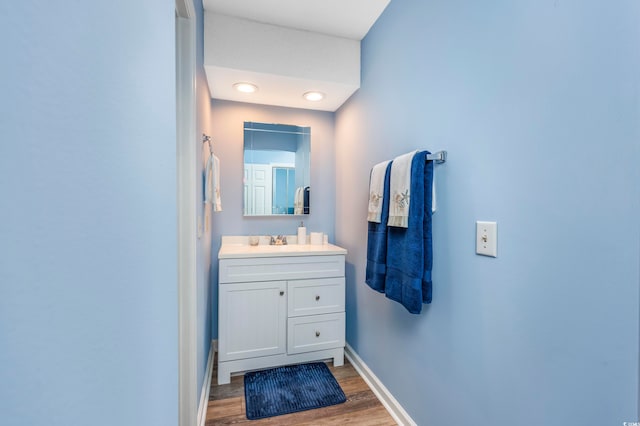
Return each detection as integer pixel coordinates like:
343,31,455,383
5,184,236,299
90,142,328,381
218,236,347,259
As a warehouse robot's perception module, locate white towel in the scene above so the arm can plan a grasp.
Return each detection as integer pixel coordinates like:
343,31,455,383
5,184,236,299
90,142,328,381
367,160,391,223
294,187,304,214
205,153,222,211
212,154,222,212
388,150,417,228
204,154,213,204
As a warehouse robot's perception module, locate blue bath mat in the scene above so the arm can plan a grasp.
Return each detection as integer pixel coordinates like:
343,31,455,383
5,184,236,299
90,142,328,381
244,362,346,420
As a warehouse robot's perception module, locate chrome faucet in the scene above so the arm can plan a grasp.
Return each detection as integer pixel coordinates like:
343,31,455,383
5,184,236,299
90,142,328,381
269,235,287,245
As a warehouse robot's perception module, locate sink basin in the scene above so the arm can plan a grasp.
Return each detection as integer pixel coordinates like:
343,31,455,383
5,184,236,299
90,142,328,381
218,236,346,259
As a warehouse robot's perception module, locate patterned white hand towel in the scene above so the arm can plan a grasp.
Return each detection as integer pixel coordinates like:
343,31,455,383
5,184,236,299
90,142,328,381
294,187,303,214
388,150,417,228
213,154,222,212
204,154,213,204
367,160,391,223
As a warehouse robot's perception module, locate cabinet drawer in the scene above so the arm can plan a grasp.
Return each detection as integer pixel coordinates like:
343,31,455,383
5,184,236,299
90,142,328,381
220,255,345,283
287,313,345,355
288,278,345,317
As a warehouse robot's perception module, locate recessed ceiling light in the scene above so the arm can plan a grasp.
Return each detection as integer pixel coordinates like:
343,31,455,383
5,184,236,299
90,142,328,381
303,91,324,101
233,82,258,93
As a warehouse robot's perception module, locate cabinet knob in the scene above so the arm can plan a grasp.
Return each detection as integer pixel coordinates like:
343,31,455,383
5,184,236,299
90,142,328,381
315,331,321,337
315,295,320,301
280,291,285,296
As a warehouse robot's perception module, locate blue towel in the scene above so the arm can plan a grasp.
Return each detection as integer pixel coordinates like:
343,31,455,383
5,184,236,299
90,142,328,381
384,151,434,314
303,186,310,214
365,161,392,292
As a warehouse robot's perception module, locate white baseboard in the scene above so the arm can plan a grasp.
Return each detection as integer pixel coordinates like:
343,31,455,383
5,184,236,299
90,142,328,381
344,343,417,426
197,339,217,426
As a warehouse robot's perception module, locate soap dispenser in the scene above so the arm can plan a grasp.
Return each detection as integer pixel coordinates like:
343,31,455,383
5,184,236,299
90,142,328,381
297,221,307,245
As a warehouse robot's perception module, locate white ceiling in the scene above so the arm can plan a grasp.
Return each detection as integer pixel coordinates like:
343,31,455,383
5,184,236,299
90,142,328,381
203,0,390,40
202,0,391,111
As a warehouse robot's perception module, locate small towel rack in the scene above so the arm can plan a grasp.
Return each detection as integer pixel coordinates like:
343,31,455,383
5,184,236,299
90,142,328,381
427,151,447,164
202,134,213,154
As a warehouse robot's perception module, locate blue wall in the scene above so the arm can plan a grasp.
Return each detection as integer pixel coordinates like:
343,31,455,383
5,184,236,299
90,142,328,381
209,100,336,339
0,1,178,425
335,1,640,425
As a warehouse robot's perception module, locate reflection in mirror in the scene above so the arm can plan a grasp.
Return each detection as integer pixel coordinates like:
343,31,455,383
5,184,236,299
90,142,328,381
244,122,310,216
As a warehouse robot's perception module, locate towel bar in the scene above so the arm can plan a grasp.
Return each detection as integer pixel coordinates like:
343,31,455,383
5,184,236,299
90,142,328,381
203,133,213,155
427,150,447,164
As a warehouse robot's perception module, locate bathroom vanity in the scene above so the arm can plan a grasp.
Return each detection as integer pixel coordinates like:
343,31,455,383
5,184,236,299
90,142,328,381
217,236,347,384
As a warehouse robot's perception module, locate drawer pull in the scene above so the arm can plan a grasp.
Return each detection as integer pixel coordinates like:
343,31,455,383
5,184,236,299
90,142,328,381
315,331,321,337
280,291,285,296
315,295,320,301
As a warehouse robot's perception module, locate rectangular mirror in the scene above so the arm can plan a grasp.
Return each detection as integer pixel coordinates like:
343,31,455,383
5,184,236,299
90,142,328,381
244,122,310,216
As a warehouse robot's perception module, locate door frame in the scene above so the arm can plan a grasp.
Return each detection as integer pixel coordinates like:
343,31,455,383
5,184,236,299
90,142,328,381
175,0,197,425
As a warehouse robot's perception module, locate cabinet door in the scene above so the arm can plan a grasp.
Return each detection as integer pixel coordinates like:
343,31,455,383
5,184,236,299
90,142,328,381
218,281,286,362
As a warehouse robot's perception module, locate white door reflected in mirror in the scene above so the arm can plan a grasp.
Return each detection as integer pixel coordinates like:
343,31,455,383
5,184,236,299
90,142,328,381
243,122,310,216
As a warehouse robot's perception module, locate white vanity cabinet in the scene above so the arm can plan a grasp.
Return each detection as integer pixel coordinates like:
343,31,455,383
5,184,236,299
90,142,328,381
217,239,347,385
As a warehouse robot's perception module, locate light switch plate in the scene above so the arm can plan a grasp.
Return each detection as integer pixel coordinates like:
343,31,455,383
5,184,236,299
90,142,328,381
476,221,497,257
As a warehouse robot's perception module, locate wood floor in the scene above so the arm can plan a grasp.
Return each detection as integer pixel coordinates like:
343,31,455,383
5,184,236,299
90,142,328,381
205,356,397,425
